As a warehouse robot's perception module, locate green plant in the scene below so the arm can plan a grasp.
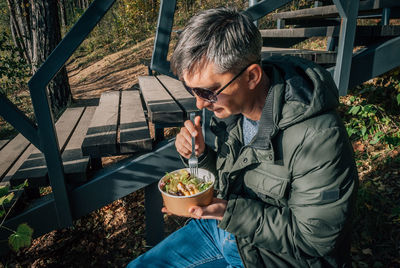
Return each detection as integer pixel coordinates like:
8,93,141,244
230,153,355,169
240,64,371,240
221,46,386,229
0,180,33,252
0,32,30,96
344,96,400,148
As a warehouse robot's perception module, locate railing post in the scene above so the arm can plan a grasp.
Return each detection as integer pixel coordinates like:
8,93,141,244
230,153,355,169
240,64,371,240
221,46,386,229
144,182,164,246
249,0,259,26
151,0,177,76
382,8,391,26
28,83,73,227
332,0,359,96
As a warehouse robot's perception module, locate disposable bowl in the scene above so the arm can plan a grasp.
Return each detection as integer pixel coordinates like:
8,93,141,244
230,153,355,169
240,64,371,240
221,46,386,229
158,168,215,217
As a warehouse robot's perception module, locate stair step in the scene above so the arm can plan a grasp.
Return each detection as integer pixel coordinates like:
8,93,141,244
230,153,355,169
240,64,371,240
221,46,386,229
272,2,400,21
260,25,400,39
262,47,337,65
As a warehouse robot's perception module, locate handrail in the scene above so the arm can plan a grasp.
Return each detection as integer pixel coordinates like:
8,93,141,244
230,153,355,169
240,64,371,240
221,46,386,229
0,0,117,228
0,93,40,149
27,0,117,228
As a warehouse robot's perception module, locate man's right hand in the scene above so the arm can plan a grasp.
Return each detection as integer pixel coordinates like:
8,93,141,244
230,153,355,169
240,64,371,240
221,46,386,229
175,115,205,159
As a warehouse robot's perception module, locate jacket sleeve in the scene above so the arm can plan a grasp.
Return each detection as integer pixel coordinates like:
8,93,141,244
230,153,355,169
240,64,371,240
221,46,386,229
218,127,358,258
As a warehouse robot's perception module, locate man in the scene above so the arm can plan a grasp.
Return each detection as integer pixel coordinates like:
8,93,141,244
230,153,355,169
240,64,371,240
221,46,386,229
127,7,358,268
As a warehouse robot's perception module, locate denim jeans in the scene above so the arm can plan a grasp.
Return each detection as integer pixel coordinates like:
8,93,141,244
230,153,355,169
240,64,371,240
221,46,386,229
126,219,244,268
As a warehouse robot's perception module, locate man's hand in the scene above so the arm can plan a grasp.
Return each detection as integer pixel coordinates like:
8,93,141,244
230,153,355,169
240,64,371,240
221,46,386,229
161,198,227,221
188,198,227,221
175,115,205,159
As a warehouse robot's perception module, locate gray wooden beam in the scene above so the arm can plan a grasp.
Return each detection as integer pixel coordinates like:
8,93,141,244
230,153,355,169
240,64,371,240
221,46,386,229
332,0,360,96
150,0,176,76
244,0,293,21
82,91,119,157
0,134,30,180
346,36,400,89
0,94,40,149
138,76,183,124
119,90,152,153
155,75,198,117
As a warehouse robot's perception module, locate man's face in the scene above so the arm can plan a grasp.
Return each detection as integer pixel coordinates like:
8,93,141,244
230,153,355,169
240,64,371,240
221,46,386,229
182,62,249,119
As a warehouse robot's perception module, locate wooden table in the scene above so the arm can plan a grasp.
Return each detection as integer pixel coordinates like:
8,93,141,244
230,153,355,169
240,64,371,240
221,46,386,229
80,75,197,167
138,75,198,138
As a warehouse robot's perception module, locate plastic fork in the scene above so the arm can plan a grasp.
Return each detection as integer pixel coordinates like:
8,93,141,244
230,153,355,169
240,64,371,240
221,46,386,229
188,112,198,177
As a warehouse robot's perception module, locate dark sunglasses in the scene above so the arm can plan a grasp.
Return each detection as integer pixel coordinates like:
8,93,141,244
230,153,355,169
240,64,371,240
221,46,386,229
182,63,252,103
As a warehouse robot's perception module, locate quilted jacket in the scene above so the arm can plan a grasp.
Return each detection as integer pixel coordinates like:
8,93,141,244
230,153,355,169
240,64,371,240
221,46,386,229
197,55,358,267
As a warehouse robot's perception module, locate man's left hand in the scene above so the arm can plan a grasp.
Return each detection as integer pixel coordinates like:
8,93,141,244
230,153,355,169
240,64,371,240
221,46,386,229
188,198,227,221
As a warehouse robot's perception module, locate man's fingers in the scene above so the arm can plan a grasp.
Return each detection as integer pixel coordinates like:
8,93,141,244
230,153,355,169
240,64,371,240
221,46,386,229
161,207,172,215
188,206,203,219
194,116,202,130
188,198,227,220
176,131,192,151
184,120,197,137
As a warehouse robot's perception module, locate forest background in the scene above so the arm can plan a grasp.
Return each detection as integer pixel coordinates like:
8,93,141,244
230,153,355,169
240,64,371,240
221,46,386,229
0,0,399,267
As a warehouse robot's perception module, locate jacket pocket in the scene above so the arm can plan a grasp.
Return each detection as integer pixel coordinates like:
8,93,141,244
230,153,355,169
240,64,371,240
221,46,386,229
244,167,290,206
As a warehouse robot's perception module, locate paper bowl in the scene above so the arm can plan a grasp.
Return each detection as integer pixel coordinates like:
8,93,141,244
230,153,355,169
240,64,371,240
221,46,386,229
158,168,215,217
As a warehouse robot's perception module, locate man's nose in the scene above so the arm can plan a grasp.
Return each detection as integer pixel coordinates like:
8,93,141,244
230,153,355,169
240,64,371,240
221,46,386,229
195,96,211,110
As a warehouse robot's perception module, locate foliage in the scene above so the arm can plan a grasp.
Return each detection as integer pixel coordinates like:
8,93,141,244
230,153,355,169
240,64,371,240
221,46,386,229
0,32,30,96
0,180,33,252
337,67,400,266
341,68,400,149
0,31,32,139
8,223,33,252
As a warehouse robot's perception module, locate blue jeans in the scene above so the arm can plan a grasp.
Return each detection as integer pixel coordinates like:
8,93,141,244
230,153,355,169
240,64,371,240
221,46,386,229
126,219,244,268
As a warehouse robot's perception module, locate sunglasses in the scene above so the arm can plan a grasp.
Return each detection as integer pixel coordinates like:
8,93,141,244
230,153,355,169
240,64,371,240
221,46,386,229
182,63,252,103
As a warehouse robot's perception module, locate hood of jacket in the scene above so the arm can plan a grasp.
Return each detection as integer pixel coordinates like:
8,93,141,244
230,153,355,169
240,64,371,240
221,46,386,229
248,55,340,150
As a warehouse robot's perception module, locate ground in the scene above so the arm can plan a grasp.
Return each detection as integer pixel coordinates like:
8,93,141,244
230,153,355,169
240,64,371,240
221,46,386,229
1,37,186,267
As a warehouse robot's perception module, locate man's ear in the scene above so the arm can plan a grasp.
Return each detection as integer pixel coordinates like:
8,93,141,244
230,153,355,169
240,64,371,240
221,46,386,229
247,64,263,90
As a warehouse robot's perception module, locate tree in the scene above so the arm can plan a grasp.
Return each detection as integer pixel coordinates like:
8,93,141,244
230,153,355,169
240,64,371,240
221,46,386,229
7,0,32,65
58,0,68,29
30,0,71,114
7,0,72,115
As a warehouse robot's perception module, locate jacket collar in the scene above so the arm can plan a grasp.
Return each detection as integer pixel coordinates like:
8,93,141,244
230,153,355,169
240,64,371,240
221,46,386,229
250,65,283,150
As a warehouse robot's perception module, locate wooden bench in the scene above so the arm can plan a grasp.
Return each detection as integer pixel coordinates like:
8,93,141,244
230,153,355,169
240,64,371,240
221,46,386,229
80,77,197,167
139,75,198,127
81,90,153,166
0,106,94,189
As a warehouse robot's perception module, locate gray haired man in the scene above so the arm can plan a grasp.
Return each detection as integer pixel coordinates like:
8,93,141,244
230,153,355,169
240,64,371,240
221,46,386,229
127,7,358,268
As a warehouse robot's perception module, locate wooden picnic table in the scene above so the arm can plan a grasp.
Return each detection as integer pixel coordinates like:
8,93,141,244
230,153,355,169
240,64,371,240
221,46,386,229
80,75,197,167
138,75,198,125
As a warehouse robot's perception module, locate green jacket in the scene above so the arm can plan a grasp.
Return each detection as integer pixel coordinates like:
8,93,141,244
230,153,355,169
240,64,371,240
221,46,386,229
198,55,358,267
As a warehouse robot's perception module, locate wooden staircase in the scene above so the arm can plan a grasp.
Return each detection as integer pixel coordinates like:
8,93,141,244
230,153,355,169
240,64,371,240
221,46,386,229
259,1,400,72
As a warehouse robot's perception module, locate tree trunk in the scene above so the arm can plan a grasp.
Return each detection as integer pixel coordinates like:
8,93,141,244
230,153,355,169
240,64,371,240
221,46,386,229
6,0,32,65
30,0,72,115
58,0,68,29
66,0,75,22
